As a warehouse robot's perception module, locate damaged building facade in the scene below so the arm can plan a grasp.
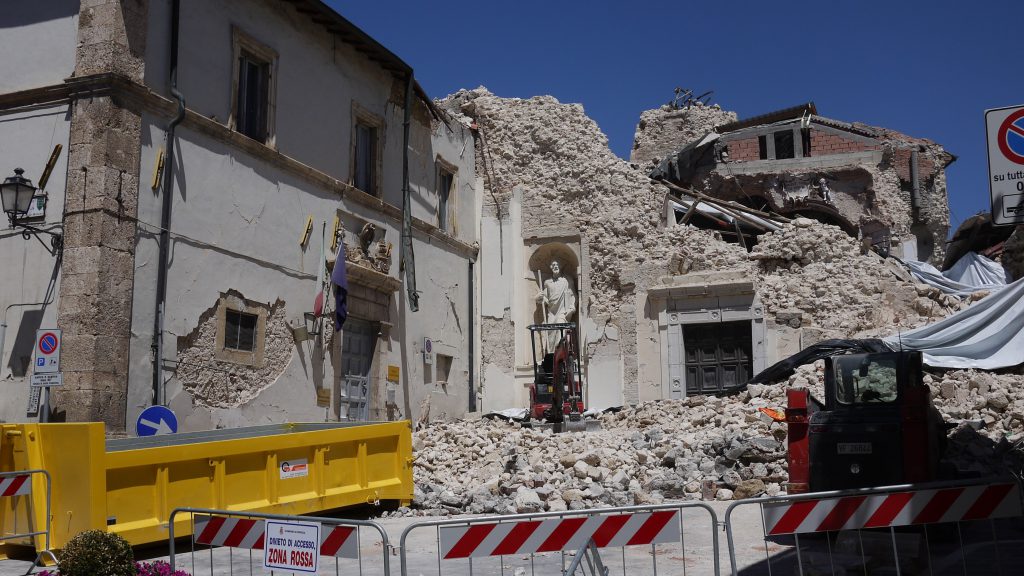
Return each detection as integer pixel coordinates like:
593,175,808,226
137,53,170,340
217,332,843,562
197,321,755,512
0,0,479,432
451,90,963,415
646,102,955,263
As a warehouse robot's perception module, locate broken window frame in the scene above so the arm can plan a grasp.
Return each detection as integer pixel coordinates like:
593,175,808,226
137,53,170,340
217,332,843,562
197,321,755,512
435,157,457,235
229,27,278,147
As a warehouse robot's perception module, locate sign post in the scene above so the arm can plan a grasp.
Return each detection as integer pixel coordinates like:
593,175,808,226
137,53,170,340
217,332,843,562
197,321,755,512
985,104,1024,226
264,520,321,573
136,405,178,436
30,329,61,422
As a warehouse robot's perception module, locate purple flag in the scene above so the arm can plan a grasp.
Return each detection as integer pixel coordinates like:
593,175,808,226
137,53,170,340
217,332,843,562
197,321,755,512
331,244,348,331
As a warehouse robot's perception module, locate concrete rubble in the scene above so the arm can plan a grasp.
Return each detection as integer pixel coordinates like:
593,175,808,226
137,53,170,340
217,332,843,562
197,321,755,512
403,361,1024,517
399,89,1024,517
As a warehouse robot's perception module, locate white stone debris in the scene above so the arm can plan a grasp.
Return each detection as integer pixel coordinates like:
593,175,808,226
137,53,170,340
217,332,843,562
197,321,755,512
393,89,1024,518
400,362,1024,517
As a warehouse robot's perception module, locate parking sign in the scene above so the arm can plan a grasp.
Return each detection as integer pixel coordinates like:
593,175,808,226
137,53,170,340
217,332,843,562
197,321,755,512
985,104,1024,226
34,329,61,374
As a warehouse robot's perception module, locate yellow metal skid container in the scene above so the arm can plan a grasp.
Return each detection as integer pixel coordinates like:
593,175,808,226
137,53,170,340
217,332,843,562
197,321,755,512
0,421,412,552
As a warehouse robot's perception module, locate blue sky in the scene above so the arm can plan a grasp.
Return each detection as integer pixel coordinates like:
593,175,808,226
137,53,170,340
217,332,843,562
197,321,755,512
331,0,1023,232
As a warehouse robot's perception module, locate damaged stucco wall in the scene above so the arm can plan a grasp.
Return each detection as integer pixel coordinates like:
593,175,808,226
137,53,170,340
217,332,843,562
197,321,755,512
175,293,292,408
122,0,479,431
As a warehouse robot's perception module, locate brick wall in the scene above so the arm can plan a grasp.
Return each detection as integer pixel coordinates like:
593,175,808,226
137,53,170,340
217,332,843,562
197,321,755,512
893,148,936,182
810,131,879,156
726,137,761,161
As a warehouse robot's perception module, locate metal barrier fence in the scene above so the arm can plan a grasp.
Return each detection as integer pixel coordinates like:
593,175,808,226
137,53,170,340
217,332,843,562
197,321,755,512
723,479,1024,576
0,469,57,575
168,507,391,575
398,502,720,576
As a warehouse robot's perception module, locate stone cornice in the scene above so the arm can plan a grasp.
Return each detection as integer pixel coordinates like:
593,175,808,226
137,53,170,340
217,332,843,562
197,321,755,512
0,74,479,259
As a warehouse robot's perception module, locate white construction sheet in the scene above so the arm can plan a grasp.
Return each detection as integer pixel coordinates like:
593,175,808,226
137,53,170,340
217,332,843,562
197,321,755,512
883,276,1024,369
944,252,1009,287
901,252,1006,297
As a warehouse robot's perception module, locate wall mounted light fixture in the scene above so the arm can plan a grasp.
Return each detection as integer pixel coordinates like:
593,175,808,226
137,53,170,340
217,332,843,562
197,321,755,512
1,168,63,254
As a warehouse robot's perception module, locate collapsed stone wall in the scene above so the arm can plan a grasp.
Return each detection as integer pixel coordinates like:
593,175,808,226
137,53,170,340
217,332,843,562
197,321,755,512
751,219,967,337
441,88,749,401
630,103,736,170
407,89,1015,515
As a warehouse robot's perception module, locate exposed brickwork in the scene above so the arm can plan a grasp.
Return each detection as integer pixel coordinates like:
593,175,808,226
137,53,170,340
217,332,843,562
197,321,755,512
726,136,760,161
52,0,148,431
725,129,880,164
893,147,936,182
809,130,879,156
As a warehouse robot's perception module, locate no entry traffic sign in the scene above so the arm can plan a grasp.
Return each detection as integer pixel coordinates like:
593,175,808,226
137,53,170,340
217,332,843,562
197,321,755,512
33,329,61,374
986,104,1024,225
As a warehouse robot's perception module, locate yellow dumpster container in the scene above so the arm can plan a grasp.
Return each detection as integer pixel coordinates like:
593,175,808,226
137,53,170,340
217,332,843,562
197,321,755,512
0,421,412,553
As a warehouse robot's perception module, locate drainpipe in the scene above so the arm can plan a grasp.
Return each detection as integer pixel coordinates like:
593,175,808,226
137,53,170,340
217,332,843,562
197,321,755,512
467,258,475,412
910,149,921,221
400,72,418,312
152,0,186,407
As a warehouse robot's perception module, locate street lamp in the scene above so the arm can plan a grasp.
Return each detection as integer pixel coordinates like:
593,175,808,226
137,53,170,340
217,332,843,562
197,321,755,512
1,168,62,253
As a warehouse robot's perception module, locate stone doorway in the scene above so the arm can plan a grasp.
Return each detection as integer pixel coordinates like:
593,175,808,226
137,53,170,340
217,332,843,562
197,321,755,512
682,320,753,395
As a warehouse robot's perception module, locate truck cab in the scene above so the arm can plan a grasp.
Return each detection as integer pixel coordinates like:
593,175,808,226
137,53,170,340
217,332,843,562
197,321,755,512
788,350,945,493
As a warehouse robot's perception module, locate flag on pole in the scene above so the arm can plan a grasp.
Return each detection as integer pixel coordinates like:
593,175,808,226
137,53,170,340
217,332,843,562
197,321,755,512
313,223,327,319
331,243,348,330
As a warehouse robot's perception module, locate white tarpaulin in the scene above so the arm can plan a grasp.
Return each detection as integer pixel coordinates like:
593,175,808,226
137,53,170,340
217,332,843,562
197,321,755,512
883,276,1024,369
944,252,1009,286
901,252,1007,297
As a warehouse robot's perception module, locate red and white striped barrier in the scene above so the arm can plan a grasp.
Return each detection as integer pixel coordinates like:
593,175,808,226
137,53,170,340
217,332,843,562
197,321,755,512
193,515,357,558
439,510,680,559
763,483,1023,535
0,474,31,497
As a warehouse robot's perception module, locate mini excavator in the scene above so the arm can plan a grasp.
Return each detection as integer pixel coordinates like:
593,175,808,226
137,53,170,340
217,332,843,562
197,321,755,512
527,323,588,433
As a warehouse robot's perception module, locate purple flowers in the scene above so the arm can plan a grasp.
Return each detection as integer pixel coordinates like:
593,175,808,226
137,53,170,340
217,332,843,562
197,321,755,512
135,561,191,576
37,561,190,576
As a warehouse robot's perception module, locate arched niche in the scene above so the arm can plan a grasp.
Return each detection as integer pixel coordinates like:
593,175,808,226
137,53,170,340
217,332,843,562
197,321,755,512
527,242,580,326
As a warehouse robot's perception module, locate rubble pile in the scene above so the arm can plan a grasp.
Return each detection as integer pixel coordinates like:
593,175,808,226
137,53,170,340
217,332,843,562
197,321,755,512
405,363,1024,516
440,88,749,319
409,372,827,516
1003,225,1024,282
752,219,961,335
629,102,737,170
919,369,1024,480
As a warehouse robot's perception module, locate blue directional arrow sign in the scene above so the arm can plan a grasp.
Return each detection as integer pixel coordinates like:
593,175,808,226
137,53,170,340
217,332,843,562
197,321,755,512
136,405,178,437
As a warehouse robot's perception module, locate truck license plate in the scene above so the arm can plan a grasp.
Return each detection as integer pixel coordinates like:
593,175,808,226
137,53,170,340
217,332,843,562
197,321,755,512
837,442,872,455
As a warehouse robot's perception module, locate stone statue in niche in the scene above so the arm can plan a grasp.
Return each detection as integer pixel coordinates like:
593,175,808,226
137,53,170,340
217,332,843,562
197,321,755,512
535,259,577,350
536,260,576,323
